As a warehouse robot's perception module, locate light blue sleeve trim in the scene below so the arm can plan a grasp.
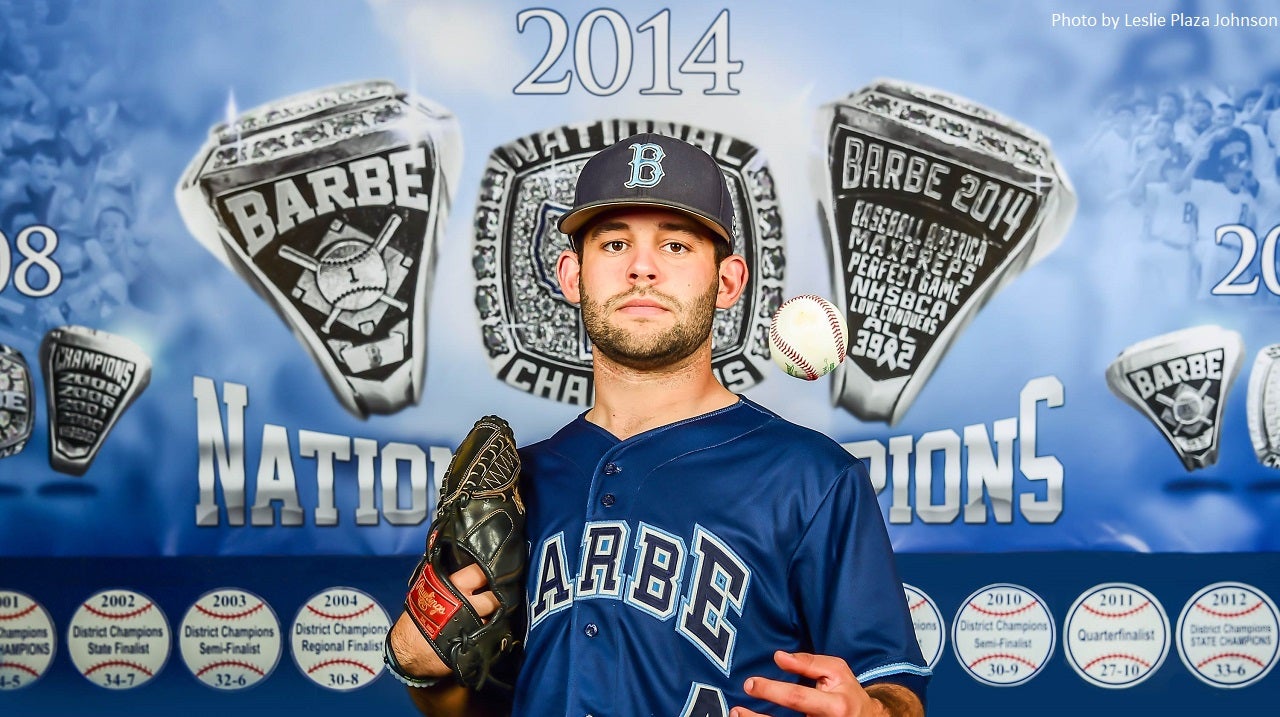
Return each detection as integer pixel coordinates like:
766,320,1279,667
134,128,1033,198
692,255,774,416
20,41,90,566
857,661,933,682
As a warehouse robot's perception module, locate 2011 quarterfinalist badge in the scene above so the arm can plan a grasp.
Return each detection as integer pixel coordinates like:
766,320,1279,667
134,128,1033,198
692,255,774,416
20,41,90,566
472,119,784,405
176,80,461,418
815,79,1076,424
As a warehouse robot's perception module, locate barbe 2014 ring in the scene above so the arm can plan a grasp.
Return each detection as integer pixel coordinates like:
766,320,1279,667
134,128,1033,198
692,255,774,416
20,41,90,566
176,80,461,418
472,119,784,405
815,79,1076,424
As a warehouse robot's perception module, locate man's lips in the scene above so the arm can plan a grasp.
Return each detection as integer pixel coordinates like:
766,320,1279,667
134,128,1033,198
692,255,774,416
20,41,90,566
612,296,672,316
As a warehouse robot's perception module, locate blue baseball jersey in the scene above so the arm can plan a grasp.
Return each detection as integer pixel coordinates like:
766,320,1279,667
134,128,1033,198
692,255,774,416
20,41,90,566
512,397,929,716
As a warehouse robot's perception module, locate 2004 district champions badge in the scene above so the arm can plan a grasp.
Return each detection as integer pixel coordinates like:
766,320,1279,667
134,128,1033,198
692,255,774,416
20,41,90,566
66,589,171,689
952,583,1055,686
903,584,945,669
0,590,56,690
1176,581,1279,688
290,587,390,691
1063,583,1170,688
179,588,282,690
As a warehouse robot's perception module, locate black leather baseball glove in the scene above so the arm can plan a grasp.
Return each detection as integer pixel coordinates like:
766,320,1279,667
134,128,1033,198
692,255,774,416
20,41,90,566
403,415,525,691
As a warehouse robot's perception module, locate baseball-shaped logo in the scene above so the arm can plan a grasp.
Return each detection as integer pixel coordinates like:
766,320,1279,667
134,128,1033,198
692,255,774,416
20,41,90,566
0,590,56,690
290,587,390,691
769,294,848,380
67,589,171,689
903,584,945,669
1176,581,1279,688
179,588,282,690
1063,583,1170,688
952,583,1055,686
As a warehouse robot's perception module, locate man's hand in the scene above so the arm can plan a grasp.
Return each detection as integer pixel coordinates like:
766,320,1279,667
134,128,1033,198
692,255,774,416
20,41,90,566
388,563,499,679
731,651,923,717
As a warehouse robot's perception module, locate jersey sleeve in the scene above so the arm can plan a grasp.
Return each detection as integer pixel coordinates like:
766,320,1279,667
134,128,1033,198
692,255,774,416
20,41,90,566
787,458,931,692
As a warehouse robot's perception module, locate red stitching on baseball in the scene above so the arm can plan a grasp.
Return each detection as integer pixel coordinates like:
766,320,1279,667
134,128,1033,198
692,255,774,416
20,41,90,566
968,653,1040,670
909,598,927,611
0,661,40,677
1196,652,1266,669
306,603,375,621
1083,653,1151,670
196,659,267,677
196,603,264,621
770,321,818,379
0,604,38,621
1194,601,1264,619
1082,601,1150,619
84,660,154,677
811,294,847,363
968,600,1039,617
83,602,153,621
306,658,377,676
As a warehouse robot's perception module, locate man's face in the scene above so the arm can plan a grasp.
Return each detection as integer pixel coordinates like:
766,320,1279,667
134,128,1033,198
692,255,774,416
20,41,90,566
563,208,730,371
27,153,57,190
98,211,128,248
1157,94,1179,120
1218,141,1251,189
1190,101,1213,129
1212,105,1235,129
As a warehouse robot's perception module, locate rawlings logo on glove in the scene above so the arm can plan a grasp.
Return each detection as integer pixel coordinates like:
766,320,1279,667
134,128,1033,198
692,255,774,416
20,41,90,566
404,415,525,691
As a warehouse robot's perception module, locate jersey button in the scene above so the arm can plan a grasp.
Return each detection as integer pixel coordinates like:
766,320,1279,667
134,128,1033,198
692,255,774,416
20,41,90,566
584,623,599,638
601,493,616,507
602,462,621,475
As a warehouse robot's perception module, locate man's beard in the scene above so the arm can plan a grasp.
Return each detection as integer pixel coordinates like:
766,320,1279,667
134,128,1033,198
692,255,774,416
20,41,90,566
580,279,719,371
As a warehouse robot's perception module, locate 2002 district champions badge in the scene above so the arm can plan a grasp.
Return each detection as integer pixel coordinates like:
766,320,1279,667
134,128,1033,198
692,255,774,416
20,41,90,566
66,589,171,690
473,119,784,405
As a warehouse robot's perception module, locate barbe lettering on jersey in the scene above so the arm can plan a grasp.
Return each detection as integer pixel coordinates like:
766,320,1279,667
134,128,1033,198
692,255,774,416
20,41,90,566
678,526,751,675
679,683,729,717
1126,349,1224,400
845,376,1064,524
577,521,629,599
625,524,687,620
192,376,450,527
219,146,430,257
529,532,573,626
528,523,751,673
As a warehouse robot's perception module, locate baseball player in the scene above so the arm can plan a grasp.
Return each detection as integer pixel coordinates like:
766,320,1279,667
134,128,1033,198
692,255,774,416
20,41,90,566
388,134,929,716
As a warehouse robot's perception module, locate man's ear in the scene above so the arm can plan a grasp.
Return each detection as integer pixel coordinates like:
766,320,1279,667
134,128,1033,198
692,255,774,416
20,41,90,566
716,253,748,309
556,249,583,305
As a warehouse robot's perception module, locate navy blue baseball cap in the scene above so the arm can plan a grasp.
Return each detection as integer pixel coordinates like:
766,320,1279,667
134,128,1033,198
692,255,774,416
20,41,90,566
558,133,735,246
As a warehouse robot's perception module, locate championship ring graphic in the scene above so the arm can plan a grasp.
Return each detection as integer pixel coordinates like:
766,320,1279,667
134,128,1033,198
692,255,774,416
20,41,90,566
816,79,1076,423
40,325,151,476
176,80,461,417
0,344,34,459
1247,344,1280,469
1105,325,1243,471
473,119,784,405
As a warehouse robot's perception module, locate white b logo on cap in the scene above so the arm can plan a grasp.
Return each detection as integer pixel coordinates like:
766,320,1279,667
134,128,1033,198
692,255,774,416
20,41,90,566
625,143,665,188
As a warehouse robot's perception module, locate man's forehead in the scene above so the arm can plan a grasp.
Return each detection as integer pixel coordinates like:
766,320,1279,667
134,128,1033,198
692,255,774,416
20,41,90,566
586,208,705,235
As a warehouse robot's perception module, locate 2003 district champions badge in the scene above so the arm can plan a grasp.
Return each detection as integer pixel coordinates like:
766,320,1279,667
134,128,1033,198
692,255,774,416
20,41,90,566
179,588,282,690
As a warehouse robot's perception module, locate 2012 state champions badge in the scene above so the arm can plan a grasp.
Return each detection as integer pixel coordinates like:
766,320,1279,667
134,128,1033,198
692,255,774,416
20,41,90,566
815,80,1076,424
1106,325,1244,471
40,326,151,476
1247,344,1280,469
176,81,461,417
0,344,34,459
473,120,784,404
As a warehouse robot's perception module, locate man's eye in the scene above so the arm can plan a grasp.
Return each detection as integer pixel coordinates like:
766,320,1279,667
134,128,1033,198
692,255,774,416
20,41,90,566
664,242,689,253
603,240,627,252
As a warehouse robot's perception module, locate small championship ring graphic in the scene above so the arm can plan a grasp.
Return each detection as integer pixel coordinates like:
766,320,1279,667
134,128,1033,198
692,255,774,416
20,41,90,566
816,79,1076,424
1063,583,1170,689
290,587,390,691
0,590,56,690
1176,581,1279,688
1247,344,1280,469
179,588,282,690
903,583,946,670
40,325,151,476
473,119,784,405
176,80,461,417
0,344,34,459
67,589,171,690
952,583,1055,687
1105,325,1243,471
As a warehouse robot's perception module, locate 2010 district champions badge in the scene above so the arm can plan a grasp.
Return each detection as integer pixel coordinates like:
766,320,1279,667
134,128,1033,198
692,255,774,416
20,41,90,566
1105,325,1243,471
815,79,1076,424
952,583,1055,687
473,119,784,405
176,81,461,417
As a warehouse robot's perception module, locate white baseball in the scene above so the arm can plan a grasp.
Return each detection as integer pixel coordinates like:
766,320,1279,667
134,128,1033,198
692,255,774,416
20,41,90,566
0,590,56,690
1063,583,1170,688
903,584,946,669
290,587,390,691
952,583,1056,687
67,589,171,690
179,588,282,690
1176,581,1279,688
769,294,848,380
